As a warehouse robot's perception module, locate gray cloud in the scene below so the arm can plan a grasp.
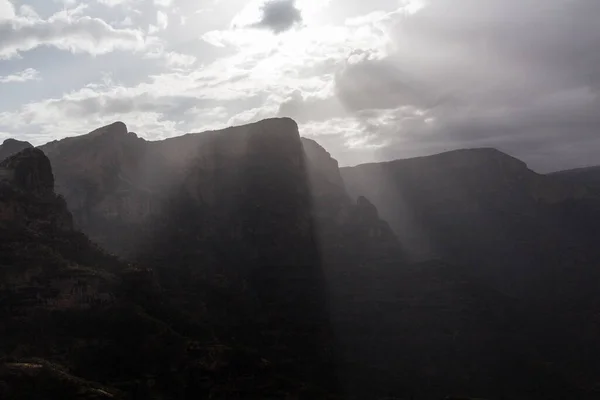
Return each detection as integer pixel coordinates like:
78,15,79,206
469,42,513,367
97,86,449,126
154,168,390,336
288,0,600,172
252,0,302,33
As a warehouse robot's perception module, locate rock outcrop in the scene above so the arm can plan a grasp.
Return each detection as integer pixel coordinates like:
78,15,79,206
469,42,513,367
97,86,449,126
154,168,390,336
0,148,72,231
0,148,189,399
0,138,33,163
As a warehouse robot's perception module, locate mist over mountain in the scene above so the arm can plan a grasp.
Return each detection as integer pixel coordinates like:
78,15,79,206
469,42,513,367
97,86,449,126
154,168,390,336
341,148,600,306
1,119,600,399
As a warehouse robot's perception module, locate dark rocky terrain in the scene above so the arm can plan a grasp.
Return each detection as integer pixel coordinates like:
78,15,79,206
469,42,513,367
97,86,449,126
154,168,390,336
1,121,599,398
342,148,600,395
0,139,32,163
341,148,600,304
551,165,600,195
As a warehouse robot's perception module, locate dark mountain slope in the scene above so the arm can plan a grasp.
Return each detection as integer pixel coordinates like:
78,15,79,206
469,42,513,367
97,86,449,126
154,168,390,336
0,138,32,162
341,148,600,303
37,118,405,397
23,122,593,398
0,148,177,399
551,165,600,194
341,148,600,395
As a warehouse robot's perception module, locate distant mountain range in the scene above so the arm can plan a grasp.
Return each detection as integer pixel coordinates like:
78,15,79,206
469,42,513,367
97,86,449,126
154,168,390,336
342,148,600,302
1,119,600,399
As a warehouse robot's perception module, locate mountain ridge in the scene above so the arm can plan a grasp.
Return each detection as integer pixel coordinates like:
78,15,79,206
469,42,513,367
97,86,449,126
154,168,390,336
2,119,600,398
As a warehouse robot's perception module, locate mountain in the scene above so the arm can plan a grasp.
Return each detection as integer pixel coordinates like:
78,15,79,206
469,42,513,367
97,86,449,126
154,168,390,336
0,145,337,399
0,148,166,399
38,119,401,267
36,118,406,397
551,165,600,195
20,121,593,398
0,138,32,162
2,123,597,398
342,148,600,394
341,148,600,302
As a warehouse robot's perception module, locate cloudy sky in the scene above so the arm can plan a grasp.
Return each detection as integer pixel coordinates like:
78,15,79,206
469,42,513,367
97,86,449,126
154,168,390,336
1,0,599,172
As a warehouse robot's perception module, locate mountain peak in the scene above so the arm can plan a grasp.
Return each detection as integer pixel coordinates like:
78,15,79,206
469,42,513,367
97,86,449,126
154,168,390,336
2,138,30,146
398,147,527,170
0,138,33,162
0,148,54,197
0,147,73,231
84,121,129,139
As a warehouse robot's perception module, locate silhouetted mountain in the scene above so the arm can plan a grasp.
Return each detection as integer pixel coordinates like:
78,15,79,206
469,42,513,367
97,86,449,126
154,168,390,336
0,138,33,162
342,148,600,395
36,118,406,397
19,122,593,398
0,148,123,398
341,148,600,301
0,149,197,399
551,165,600,195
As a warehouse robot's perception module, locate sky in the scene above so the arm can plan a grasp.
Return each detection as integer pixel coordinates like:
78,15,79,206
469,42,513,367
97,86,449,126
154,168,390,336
0,0,599,172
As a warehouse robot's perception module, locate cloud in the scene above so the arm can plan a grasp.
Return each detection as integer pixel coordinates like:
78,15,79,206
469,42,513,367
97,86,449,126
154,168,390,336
273,0,600,171
96,0,134,7
156,10,168,30
154,0,173,6
144,48,196,68
0,68,40,83
252,0,302,33
1,0,600,172
0,4,147,59
0,0,14,21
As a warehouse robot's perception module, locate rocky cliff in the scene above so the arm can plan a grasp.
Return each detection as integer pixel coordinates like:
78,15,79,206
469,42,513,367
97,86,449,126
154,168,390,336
0,138,33,163
36,118,407,397
24,121,594,399
0,148,191,400
39,119,401,265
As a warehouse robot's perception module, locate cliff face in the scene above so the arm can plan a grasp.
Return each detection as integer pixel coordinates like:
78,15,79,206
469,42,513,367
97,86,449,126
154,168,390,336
0,147,122,314
3,126,598,398
36,118,402,397
0,148,72,232
40,122,158,254
0,148,191,400
39,119,400,264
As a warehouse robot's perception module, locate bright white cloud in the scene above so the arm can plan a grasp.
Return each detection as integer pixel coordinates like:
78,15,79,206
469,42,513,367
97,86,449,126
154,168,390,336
154,0,173,6
0,0,15,21
0,3,147,59
0,68,40,83
144,48,197,68
0,0,396,144
157,10,168,30
96,0,132,7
